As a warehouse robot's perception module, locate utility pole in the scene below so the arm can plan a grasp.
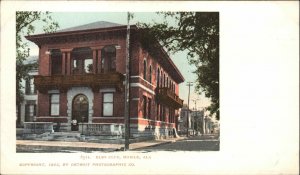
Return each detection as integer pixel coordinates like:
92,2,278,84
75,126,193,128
124,12,132,150
192,98,200,136
186,82,193,137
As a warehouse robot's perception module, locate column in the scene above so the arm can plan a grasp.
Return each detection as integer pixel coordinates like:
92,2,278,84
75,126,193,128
97,49,102,73
61,49,72,75
92,49,97,74
62,52,66,75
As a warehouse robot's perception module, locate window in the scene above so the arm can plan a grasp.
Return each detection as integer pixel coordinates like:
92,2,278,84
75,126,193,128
148,98,152,119
157,68,160,87
25,77,36,95
163,74,166,87
72,47,93,74
50,94,60,116
156,103,160,120
143,96,147,118
101,46,116,73
25,103,36,122
103,93,113,116
51,49,62,75
143,59,147,80
166,77,169,88
149,65,152,83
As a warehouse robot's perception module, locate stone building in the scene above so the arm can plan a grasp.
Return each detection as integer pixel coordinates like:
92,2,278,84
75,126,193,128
25,21,184,140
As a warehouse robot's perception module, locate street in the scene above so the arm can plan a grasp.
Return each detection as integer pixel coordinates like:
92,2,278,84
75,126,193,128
135,135,220,151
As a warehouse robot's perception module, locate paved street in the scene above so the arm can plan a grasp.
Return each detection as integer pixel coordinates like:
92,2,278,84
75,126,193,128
16,135,219,152
135,135,220,151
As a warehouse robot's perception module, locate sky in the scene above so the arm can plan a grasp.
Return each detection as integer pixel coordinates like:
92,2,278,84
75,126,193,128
27,12,212,109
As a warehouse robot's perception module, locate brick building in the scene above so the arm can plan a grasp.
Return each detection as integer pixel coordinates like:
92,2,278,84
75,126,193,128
26,21,184,139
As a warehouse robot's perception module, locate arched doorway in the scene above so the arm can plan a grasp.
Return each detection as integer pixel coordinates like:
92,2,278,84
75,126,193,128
71,94,88,131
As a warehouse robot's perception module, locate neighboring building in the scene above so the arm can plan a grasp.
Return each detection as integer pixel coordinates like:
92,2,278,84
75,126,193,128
17,56,38,127
191,110,204,134
178,105,192,135
25,21,184,139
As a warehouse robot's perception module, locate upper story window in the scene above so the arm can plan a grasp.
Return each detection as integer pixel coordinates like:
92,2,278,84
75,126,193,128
71,47,93,74
143,59,147,80
166,77,169,88
157,68,160,87
149,65,152,83
50,49,62,75
25,77,36,95
101,46,116,73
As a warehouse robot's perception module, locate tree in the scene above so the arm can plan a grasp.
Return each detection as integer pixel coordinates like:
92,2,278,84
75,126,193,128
138,12,219,120
16,12,59,105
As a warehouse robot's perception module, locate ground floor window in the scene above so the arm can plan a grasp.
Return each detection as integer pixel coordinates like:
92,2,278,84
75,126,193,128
148,98,152,119
143,95,147,118
50,94,60,116
103,93,113,116
25,103,36,122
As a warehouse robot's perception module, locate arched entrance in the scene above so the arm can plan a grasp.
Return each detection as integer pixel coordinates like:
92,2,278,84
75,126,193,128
71,94,88,131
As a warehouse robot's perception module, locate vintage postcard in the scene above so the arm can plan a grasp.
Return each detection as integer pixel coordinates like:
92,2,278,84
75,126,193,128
1,1,299,175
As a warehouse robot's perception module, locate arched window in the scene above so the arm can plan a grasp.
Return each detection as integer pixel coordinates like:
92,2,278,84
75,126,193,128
160,71,163,88
163,74,165,87
143,59,147,80
157,68,160,87
101,46,116,73
71,47,93,74
149,65,152,83
166,77,169,88
50,49,62,75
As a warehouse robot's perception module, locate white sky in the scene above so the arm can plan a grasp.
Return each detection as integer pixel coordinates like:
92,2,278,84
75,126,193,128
27,12,212,109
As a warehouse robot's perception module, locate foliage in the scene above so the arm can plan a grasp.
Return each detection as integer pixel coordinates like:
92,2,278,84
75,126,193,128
16,11,59,104
138,12,219,120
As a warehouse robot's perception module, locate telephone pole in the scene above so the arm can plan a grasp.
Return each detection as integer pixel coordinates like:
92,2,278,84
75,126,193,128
192,98,200,136
124,12,132,150
186,82,193,137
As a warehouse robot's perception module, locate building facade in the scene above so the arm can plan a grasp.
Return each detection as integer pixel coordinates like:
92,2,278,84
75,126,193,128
25,21,184,139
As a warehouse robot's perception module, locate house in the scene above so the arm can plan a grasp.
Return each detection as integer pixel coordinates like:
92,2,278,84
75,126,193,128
25,21,184,140
16,56,38,128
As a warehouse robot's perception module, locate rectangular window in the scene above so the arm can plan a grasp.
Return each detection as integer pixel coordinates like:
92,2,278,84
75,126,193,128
50,94,60,116
103,93,113,116
25,78,36,95
25,104,36,122
148,98,151,119
143,96,147,118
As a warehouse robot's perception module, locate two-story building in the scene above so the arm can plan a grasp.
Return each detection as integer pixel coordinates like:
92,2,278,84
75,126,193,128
17,56,38,128
25,21,184,140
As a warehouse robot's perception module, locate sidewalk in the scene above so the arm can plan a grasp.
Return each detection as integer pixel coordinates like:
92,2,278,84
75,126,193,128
16,137,186,152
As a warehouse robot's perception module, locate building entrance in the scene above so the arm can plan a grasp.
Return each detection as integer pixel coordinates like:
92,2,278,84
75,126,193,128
71,94,88,131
